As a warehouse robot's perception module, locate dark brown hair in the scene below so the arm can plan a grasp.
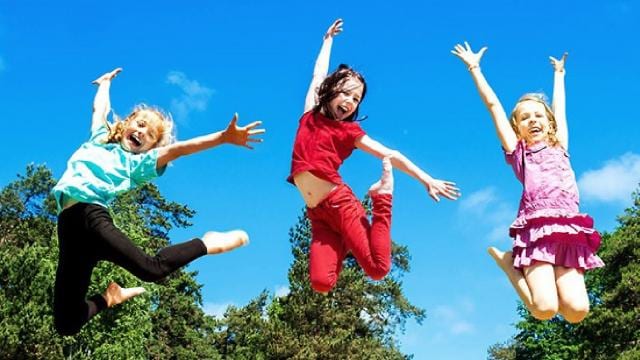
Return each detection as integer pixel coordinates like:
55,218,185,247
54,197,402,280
314,64,367,122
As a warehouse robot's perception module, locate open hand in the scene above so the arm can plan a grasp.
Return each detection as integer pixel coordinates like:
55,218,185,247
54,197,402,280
221,113,265,149
324,19,344,40
425,178,461,202
92,68,122,85
550,52,568,73
451,42,487,69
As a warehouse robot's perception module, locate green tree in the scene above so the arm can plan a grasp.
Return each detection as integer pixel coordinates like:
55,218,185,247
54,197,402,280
0,165,220,359
488,188,640,360
213,197,425,359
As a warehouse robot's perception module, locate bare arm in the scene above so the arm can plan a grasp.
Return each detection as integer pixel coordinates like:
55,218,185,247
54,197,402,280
91,68,122,131
156,113,264,169
304,19,343,112
355,135,460,202
550,53,568,149
451,42,518,152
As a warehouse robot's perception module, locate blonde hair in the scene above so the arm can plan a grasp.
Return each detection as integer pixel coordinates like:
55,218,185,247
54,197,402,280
106,104,176,148
509,93,559,147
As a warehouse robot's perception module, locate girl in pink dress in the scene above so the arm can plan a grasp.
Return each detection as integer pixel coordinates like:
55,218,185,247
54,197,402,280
289,19,461,293
452,42,603,323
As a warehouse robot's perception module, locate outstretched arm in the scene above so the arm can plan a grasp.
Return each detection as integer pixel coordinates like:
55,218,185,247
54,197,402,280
91,68,122,131
451,42,517,152
304,19,343,112
550,53,568,149
156,114,265,169
355,135,460,202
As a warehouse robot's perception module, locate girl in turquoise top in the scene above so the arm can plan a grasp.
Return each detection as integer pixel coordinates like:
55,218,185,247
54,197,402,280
51,68,264,335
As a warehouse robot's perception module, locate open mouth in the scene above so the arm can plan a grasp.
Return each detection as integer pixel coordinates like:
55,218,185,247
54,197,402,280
528,127,543,135
337,105,349,116
128,133,142,147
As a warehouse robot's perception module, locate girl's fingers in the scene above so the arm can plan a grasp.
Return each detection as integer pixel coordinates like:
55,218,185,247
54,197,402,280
228,113,239,127
248,129,266,136
244,121,263,129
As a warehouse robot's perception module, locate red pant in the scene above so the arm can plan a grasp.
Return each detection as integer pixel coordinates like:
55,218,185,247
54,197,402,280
307,184,392,292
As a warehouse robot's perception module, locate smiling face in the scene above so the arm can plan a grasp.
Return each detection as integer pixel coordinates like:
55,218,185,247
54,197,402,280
513,100,554,145
326,77,364,121
120,110,163,153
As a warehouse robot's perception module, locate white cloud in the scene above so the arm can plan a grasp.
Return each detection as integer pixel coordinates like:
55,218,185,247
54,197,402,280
166,71,214,122
459,187,515,243
459,187,497,214
432,300,475,335
202,301,233,318
578,152,640,204
274,285,290,298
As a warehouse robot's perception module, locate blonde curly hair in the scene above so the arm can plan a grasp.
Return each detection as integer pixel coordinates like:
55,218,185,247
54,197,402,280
106,104,176,148
509,93,559,147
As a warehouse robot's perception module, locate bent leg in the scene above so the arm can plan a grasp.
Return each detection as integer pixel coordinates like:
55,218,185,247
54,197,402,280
555,266,589,323
488,247,534,308
53,232,105,336
339,194,392,280
309,218,347,293
86,205,206,282
523,262,559,320
341,159,393,280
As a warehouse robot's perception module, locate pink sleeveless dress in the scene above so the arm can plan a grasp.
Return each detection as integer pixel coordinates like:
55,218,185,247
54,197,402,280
505,140,604,270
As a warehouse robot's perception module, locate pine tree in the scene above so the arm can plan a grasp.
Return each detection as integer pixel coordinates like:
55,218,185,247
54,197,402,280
0,165,220,359
213,197,425,359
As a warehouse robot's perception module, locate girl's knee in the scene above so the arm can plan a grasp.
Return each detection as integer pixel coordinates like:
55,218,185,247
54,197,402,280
530,297,559,320
311,279,335,293
530,308,557,321
366,263,391,281
310,273,337,293
368,268,390,281
561,301,590,323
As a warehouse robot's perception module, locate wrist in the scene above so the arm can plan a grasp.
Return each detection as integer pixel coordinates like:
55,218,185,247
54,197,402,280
468,64,480,72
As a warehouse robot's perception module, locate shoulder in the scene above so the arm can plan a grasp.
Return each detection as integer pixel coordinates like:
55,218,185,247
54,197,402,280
89,122,110,143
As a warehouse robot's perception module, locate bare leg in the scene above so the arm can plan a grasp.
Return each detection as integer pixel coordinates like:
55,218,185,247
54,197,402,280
488,247,534,309
555,266,589,323
368,156,394,196
201,230,249,254
523,262,559,320
102,282,146,308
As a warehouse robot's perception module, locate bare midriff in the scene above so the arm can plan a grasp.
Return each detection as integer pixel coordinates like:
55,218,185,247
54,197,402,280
293,171,338,209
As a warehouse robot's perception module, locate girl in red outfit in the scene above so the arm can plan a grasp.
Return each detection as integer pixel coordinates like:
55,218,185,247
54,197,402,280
289,19,461,293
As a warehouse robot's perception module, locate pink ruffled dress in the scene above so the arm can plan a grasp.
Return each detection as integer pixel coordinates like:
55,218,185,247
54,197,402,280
505,140,604,270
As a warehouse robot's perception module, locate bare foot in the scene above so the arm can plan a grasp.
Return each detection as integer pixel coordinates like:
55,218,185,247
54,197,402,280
103,282,146,308
488,247,533,307
369,156,394,195
202,230,249,254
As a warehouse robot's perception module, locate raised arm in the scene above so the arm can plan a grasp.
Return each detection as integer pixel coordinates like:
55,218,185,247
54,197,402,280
550,53,568,149
156,113,264,169
91,68,122,131
355,135,460,202
304,19,343,112
451,42,517,152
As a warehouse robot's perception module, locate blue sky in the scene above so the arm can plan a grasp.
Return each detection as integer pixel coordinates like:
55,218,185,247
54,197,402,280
1,0,639,358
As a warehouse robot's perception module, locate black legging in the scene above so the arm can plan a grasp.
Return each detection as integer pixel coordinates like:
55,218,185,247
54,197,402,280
54,203,206,336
